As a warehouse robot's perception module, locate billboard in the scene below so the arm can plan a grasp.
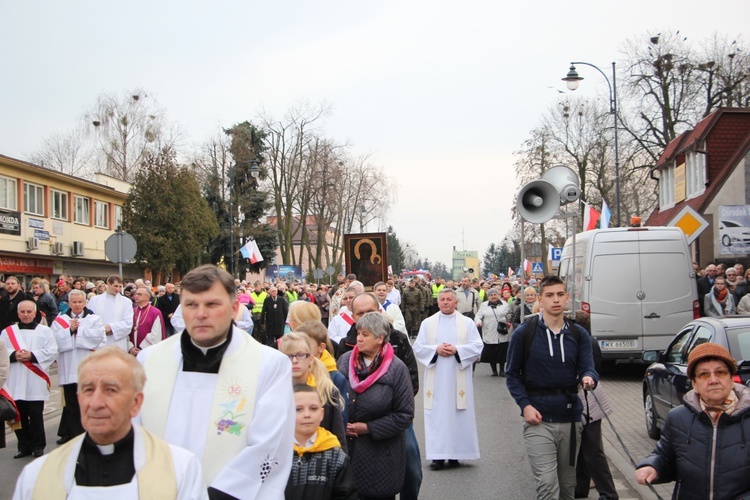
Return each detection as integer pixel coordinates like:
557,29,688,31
718,205,750,255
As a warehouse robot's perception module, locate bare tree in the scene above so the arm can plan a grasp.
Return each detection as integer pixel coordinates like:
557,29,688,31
28,127,94,178
84,89,176,182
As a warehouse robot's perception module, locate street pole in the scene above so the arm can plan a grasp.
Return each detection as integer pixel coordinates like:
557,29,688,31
563,61,621,226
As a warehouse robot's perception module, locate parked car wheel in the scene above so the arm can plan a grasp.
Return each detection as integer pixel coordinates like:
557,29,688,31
644,388,660,440
722,234,732,246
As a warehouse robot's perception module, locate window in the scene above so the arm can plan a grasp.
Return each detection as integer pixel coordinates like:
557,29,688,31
114,205,123,229
24,182,44,215
666,327,694,364
0,176,17,210
659,163,675,209
74,196,90,225
95,200,109,228
51,190,68,220
686,149,707,198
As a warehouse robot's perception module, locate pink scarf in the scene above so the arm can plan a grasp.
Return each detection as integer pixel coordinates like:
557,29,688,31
348,343,394,394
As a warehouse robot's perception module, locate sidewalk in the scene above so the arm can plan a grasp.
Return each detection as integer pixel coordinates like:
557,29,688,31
599,375,672,499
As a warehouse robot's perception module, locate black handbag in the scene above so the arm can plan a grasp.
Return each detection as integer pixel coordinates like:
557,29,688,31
0,392,17,421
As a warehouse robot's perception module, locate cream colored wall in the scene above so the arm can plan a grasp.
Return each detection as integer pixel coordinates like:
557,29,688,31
0,157,129,261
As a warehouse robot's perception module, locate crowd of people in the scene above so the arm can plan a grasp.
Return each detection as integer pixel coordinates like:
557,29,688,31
2,262,747,499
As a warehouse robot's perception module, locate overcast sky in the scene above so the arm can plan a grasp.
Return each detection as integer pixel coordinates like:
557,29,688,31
1,0,747,268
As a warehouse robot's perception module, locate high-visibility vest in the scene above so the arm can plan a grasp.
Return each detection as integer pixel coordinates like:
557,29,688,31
251,291,268,314
286,290,298,304
431,284,445,299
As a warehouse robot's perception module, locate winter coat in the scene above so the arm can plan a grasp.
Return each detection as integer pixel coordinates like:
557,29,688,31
337,351,414,497
285,429,357,500
475,300,510,344
339,324,420,396
637,384,750,499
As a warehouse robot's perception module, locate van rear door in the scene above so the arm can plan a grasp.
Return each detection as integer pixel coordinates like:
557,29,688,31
637,230,696,352
589,234,641,356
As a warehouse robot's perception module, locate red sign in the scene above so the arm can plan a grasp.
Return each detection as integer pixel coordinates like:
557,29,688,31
0,256,54,274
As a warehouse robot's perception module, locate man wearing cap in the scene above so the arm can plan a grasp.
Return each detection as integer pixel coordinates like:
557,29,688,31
636,342,750,498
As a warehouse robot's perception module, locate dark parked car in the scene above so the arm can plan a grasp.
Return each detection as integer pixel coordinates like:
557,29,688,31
642,316,750,439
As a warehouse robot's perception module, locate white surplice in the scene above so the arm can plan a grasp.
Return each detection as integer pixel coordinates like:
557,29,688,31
413,311,483,460
382,300,407,333
135,328,295,500
51,313,107,385
327,307,353,343
86,293,134,351
12,425,207,500
1,324,58,401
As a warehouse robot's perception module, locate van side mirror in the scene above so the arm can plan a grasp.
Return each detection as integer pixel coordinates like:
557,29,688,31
642,350,661,363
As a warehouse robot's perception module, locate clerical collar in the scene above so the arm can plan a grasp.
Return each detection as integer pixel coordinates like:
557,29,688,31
82,427,135,456
18,322,39,330
181,327,233,373
190,336,228,355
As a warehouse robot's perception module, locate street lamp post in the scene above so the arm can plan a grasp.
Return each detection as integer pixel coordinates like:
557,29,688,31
229,160,261,278
562,61,621,227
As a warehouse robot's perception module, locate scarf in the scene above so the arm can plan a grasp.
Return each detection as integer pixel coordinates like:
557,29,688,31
320,350,338,372
293,427,341,456
714,287,728,303
700,389,738,424
348,342,394,394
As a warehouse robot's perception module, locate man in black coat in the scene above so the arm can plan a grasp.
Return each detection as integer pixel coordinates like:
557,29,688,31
338,292,422,500
696,264,717,316
260,286,288,348
155,283,180,337
0,276,37,329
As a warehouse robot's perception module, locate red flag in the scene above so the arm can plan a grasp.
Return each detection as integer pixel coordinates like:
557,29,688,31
583,203,600,231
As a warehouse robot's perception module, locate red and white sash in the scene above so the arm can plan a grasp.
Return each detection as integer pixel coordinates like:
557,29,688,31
3,325,51,390
340,311,354,326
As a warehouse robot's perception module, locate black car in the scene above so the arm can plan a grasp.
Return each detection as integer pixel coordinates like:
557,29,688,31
642,316,750,439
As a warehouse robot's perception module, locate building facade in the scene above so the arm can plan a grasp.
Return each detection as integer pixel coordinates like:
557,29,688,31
0,153,137,287
645,108,750,266
452,249,479,280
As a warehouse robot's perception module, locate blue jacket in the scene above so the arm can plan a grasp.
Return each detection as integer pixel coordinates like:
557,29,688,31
638,385,750,499
505,316,597,422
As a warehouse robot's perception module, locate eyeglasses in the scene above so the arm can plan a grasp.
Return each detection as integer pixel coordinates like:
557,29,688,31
715,282,726,287
286,352,311,361
695,369,730,381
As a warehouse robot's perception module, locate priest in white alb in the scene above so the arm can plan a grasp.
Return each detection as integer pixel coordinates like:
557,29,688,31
127,286,165,357
136,265,295,499
51,289,106,444
86,275,133,351
13,346,207,499
2,300,58,458
413,287,483,470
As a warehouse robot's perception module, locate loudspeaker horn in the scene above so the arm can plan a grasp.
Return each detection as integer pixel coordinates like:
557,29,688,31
516,179,561,223
542,165,580,205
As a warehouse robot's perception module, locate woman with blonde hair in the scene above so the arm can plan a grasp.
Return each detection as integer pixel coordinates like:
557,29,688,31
279,331,346,451
288,301,322,330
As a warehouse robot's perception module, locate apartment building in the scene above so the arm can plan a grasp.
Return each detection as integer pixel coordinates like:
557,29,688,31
0,153,137,287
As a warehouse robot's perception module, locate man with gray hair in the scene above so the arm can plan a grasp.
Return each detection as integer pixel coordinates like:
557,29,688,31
2,300,58,458
13,346,206,499
413,288,483,470
51,289,106,445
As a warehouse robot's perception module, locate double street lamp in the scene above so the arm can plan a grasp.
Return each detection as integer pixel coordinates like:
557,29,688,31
229,160,261,277
562,61,621,227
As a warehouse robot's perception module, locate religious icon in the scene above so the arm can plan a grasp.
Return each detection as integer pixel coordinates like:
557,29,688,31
344,232,389,289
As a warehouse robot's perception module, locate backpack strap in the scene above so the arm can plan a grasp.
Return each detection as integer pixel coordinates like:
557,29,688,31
520,314,539,380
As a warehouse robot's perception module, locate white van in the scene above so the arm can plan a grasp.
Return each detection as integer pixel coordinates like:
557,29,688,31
558,227,699,361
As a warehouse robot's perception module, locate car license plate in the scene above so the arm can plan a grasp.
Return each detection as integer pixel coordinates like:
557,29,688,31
600,340,636,350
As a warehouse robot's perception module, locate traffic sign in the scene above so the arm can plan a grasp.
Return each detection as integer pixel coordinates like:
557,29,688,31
325,266,336,275
532,262,543,273
312,269,324,279
551,247,562,261
667,205,709,245
105,231,137,263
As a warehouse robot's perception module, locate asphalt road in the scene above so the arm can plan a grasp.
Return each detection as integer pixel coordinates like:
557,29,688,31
1,361,663,499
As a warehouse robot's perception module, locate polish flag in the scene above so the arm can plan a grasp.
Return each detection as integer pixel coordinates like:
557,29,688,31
523,259,532,275
583,203,600,231
508,267,515,277
240,239,264,264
